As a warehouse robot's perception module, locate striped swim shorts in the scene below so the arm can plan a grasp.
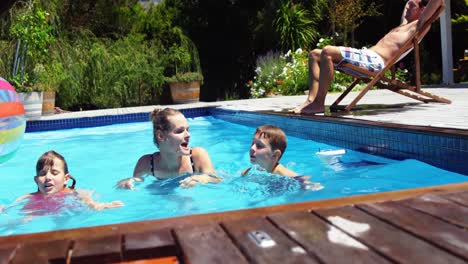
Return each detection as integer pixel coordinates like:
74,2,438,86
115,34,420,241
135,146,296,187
338,47,385,72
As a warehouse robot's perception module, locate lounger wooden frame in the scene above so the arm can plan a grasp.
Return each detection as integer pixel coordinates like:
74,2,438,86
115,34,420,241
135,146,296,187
330,3,451,112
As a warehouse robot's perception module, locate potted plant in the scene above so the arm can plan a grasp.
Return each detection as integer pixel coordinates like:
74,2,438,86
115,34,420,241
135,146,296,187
9,73,44,120
9,1,54,118
165,42,203,104
34,62,66,115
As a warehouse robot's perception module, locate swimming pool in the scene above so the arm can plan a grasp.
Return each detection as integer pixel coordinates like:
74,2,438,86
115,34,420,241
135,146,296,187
0,107,467,236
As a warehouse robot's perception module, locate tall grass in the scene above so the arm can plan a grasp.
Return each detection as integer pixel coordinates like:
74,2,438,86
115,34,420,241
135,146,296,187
49,31,166,110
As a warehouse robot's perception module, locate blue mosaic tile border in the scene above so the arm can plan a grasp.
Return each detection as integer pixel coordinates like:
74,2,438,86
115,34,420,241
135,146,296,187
26,107,212,132
211,108,468,176
25,107,468,175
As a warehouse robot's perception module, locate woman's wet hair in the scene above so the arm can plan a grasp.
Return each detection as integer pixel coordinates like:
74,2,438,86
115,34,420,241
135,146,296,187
150,108,184,146
36,150,69,175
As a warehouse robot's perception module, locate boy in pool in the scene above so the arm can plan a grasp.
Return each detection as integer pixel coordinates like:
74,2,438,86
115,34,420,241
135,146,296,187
243,125,297,176
1,151,123,214
242,125,323,190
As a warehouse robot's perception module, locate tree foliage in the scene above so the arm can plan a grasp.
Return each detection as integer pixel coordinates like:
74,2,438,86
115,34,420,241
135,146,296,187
328,0,381,46
274,0,319,51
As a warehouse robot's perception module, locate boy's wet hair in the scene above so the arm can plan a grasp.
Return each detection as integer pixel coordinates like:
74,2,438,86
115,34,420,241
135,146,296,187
150,108,184,147
420,0,429,7
255,125,287,159
36,150,69,175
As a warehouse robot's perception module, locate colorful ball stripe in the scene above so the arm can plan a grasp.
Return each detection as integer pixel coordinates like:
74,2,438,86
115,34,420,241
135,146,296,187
0,77,26,164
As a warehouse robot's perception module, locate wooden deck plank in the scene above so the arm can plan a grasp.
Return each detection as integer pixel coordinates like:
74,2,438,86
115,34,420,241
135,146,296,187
0,244,17,264
2,183,467,246
71,234,122,263
269,211,391,264
441,191,468,206
315,206,466,264
174,224,248,264
222,217,318,264
400,194,468,228
9,239,70,264
358,202,468,260
123,229,178,261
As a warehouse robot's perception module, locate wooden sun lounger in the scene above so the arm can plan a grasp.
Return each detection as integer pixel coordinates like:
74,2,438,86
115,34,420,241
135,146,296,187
330,3,451,112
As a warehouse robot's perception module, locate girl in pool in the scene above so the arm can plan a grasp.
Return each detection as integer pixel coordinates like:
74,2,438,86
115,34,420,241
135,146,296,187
117,108,221,190
0,151,123,214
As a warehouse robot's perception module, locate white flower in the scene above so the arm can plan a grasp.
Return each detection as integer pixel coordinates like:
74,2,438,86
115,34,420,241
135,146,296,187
285,50,291,57
319,38,324,43
335,32,339,36
295,48,303,54
255,67,261,72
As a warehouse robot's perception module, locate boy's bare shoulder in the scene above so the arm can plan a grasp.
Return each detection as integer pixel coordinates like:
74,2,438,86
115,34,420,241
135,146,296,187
275,164,297,177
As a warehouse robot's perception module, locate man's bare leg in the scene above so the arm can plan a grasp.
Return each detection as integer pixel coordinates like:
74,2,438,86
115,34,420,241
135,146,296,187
300,46,343,115
292,49,321,113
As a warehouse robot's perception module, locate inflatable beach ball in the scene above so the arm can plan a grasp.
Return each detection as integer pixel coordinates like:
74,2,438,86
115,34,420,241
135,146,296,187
0,77,26,163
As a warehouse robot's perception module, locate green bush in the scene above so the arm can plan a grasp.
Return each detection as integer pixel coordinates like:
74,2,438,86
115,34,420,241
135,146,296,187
248,51,284,98
165,72,203,83
248,47,352,98
51,32,166,110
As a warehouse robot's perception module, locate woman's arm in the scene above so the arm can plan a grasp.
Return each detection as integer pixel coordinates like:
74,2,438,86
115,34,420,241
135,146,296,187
116,155,150,190
192,147,215,174
179,147,221,188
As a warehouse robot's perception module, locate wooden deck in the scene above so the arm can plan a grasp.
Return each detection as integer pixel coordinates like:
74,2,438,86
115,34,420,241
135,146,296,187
1,182,467,263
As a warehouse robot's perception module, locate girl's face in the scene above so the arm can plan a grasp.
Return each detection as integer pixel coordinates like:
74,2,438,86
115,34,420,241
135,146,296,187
249,134,276,170
34,157,70,195
159,113,191,156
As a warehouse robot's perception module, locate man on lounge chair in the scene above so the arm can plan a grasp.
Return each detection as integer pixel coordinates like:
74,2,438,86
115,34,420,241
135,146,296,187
292,0,442,114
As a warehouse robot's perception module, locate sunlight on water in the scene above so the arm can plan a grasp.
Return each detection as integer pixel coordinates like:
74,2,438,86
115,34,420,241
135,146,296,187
0,116,466,236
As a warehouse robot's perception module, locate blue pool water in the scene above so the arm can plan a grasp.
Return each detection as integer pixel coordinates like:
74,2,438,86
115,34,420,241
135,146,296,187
0,116,466,236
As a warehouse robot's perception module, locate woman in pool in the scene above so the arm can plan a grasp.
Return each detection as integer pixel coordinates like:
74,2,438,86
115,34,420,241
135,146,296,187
117,108,221,190
0,151,123,214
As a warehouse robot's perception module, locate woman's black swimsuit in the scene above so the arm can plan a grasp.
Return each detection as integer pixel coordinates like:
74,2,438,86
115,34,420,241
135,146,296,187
150,149,195,177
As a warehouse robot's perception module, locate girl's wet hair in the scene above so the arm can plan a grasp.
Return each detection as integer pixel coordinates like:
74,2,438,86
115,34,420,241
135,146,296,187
36,150,69,175
255,125,287,159
36,150,76,189
150,108,184,146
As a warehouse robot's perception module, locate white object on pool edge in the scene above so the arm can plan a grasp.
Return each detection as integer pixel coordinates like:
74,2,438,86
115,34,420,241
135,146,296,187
316,149,346,156
316,149,346,166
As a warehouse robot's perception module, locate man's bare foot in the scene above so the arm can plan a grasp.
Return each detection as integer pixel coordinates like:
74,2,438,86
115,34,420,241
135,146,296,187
54,107,70,114
290,99,312,114
300,101,325,115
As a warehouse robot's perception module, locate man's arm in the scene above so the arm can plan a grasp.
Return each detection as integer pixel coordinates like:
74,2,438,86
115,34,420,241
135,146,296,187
401,0,414,24
417,0,443,30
